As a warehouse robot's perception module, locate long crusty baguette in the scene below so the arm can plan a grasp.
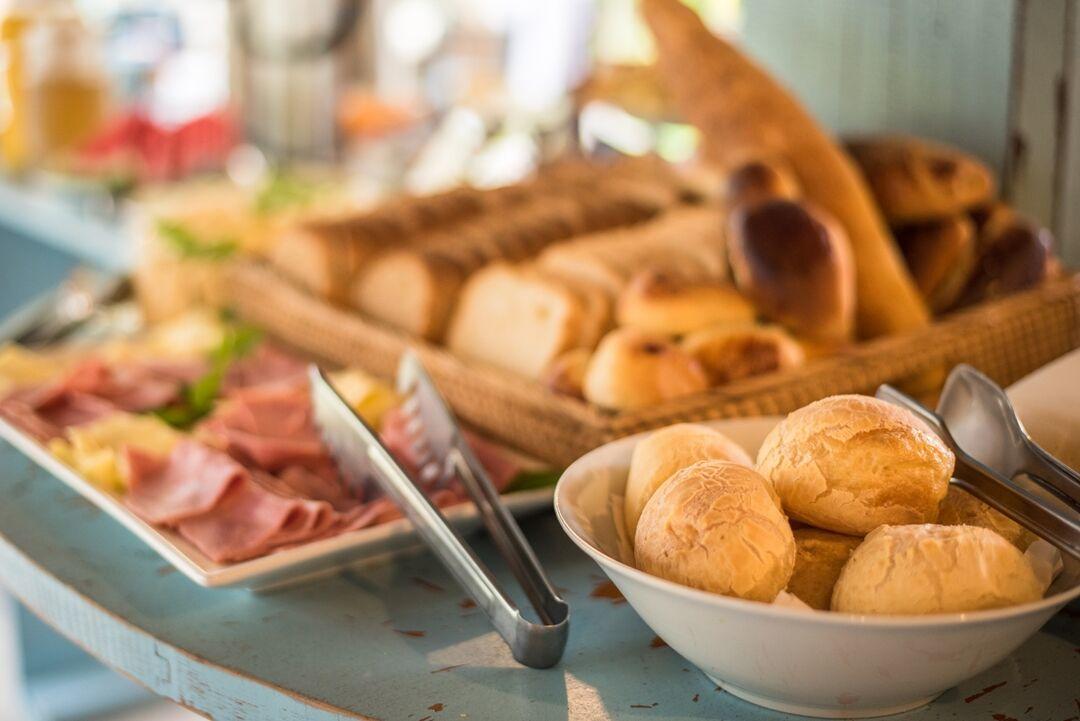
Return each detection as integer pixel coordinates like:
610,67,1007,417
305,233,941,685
641,0,928,338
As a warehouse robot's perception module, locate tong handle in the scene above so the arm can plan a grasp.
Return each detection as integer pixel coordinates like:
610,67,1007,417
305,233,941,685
877,385,1080,562
1023,443,1080,509
450,447,564,626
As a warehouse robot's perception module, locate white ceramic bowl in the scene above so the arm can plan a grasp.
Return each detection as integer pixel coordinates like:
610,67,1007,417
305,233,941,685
554,417,1080,719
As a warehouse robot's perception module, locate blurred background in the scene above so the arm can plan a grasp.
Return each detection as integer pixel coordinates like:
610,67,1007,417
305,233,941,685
0,0,1077,719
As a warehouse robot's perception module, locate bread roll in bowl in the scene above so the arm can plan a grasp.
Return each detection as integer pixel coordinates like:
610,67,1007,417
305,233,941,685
624,423,753,539
756,395,954,535
832,524,1044,614
616,271,756,336
582,328,708,410
682,323,804,386
938,486,1035,550
726,199,855,343
787,528,862,610
723,157,800,210
635,461,795,602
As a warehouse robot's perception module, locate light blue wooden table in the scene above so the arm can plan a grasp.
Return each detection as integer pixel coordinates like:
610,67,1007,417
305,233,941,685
1,442,1079,720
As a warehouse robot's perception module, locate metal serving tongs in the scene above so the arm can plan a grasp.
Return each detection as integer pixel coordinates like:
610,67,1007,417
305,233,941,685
308,353,569,669
875,382,1080,563
0,268,128,347
937,364,1080,511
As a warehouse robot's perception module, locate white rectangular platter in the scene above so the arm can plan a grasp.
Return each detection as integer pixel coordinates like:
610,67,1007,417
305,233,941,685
0,418,554,590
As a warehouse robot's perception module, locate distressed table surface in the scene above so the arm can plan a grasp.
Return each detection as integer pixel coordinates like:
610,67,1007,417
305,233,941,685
0,440,1077,721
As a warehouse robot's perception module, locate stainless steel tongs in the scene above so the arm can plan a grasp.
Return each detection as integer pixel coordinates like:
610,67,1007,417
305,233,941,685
876,375,1080,562
308,352,569,668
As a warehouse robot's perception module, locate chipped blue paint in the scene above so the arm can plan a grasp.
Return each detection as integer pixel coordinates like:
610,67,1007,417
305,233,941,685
0,441,1077,720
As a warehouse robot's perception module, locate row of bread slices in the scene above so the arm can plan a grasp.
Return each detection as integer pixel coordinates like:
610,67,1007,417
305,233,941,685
626,395,1060,614
447,156,853,410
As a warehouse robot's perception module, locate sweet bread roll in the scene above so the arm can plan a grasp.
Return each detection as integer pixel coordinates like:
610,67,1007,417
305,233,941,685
682,324,804,386
727,199,855,343
641,0,930,338
540,348,591,400
634,460,795,601
897,216,977,313
624,423,753,539
787,528,862,610
723,157,800,209
831,524,1044,614
582,328,708,410
756,395,954,535
959,208,1053,306
938,486,1035,550
616,271,756,336
846,135,996,224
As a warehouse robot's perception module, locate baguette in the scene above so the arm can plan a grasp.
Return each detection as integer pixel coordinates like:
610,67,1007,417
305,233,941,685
641,0,929,338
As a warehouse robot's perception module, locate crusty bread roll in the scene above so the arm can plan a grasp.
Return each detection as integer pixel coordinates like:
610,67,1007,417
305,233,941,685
446,263,587,378
938,486,1035,550
682,323,805,386
624,423,753,539
787,528,862,610
540,348,592,399
723,157,801,209
756,395,954,535
959,206,1053,307
582,328,708,410
635,461,795,601
897,216,977,313
616,271,756,336
727,199,855,343
846,135,996,224
831,524,1044,614
641,0,930,338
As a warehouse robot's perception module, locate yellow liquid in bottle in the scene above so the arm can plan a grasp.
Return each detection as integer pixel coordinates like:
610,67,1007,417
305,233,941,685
0,10,32,170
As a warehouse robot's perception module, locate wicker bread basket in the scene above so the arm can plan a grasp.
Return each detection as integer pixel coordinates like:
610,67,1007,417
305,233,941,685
223,261,1080,466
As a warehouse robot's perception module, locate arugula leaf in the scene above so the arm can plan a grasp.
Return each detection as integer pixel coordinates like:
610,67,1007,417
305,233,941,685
157,220,237,260
153,324,263,429
253,173,318,216
506,468,563,493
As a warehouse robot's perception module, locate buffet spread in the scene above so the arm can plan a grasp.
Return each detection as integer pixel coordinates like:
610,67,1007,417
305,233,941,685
0,0,1078,716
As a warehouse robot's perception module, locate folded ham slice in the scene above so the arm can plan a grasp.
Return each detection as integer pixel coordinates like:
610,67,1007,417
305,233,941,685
124,440,247,525
223,345,308,394
0,384,117,442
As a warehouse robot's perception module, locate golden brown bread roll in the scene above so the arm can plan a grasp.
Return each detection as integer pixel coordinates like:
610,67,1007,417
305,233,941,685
938,486,1036,550
540,348,592,400
681,323,804,386
756,395,954,535
897,216,977,313
723,157,801,209
726,199,855,343
582,328,708,410
831,524,1044,614
641,0,930,338
624,423,753,539
635,461,795,601
959,206,1053,306
846,135,996,224
787,528,862,610
616,271,756,336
